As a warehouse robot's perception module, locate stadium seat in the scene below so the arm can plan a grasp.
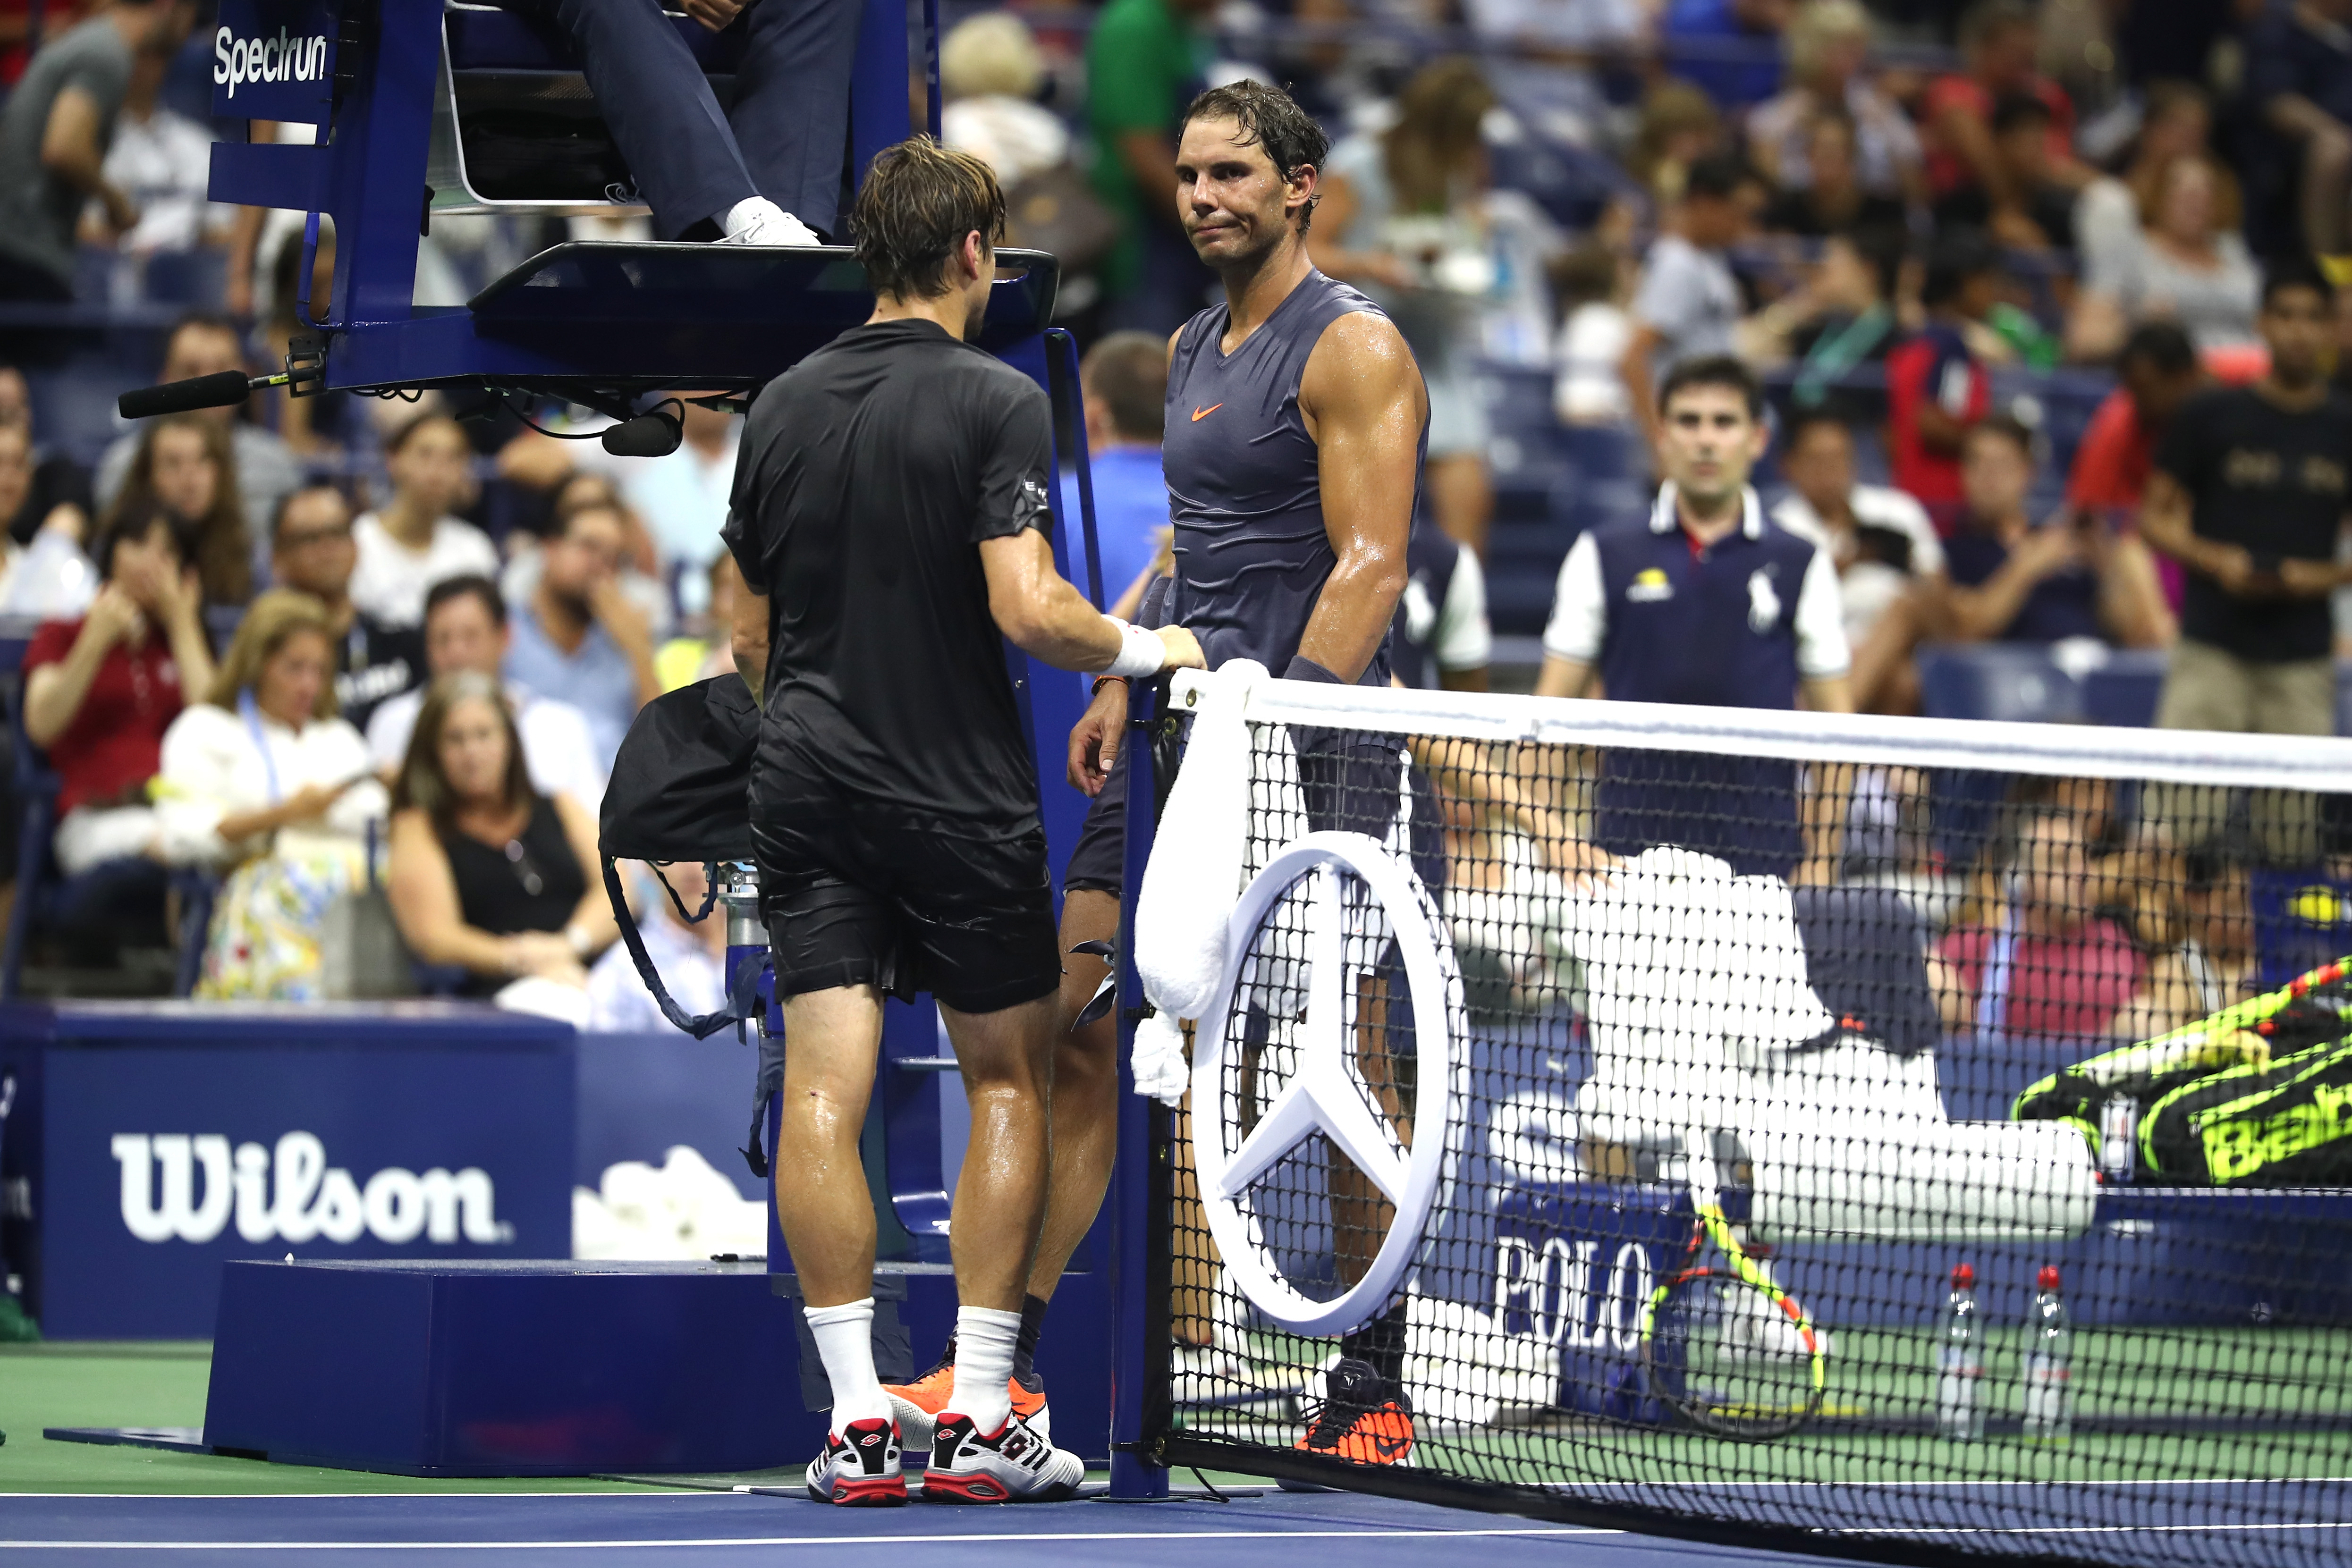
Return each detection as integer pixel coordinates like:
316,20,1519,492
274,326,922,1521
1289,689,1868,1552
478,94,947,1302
430,1,750,214
1917,642,2092,725
2080,652,2168,728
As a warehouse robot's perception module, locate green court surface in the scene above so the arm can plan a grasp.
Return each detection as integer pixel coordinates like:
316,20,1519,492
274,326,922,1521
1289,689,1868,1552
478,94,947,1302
0,1343,656,1495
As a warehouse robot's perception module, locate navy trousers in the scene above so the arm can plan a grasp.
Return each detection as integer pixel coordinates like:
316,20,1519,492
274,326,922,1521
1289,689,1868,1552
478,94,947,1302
502,0,864,239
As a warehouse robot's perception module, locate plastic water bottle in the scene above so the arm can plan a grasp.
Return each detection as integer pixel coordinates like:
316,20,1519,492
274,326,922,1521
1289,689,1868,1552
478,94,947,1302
1936,1264,1985,1442
2098,1096,2138,1185
2022,1265,2074,1444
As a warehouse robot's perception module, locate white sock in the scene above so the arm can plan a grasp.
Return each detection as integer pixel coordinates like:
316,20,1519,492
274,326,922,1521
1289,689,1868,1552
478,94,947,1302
949,1306,1022,1433
804,1298,890,1431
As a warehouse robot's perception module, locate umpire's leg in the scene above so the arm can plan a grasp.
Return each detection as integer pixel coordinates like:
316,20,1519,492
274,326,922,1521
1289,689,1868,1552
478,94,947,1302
727,0,865,239
519,0,760,236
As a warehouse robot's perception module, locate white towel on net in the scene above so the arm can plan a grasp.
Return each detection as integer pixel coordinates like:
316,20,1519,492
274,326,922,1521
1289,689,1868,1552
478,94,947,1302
1135,660,1265,1023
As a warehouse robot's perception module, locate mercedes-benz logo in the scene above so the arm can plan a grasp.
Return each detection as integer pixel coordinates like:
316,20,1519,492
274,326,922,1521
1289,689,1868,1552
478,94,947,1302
1191,831,1460,1336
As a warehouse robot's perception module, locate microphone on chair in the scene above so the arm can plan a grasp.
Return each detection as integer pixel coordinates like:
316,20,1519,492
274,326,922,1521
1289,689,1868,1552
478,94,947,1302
118,371,263,420
601,408,683,458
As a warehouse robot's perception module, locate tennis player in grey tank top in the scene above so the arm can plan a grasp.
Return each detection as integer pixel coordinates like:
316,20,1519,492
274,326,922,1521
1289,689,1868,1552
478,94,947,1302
1160,266,1427,681
887,79,1435,1472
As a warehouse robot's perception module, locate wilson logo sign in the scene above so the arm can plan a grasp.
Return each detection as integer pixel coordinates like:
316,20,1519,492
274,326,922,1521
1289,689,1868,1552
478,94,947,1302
110,1132,511,1247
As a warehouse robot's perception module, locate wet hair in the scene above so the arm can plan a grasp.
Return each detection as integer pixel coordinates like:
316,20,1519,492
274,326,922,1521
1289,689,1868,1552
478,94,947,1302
1180,79,1332,234
850,135,1007,300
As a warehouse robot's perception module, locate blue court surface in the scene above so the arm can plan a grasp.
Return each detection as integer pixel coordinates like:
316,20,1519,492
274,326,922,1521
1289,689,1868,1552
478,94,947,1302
0,1485,1862,1567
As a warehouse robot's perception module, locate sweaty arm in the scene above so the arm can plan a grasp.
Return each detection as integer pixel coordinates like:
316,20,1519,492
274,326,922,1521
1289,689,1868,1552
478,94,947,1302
980,527,1202,674
1295,312,1421,681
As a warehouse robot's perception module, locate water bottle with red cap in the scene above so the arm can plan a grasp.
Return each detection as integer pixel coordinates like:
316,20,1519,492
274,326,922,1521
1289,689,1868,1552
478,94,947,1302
1936,1263,1984,1442
2023,1265,2073,1443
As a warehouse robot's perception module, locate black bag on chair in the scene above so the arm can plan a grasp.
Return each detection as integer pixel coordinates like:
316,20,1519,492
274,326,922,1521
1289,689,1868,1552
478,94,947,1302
601,675,760,865
598,677,763,1041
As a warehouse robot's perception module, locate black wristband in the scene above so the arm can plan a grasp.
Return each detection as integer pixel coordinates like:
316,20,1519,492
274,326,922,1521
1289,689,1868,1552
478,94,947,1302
1282,654,1346,684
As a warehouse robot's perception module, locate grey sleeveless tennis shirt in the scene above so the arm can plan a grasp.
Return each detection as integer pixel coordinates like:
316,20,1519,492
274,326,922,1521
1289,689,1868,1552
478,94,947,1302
1160,268,1425,680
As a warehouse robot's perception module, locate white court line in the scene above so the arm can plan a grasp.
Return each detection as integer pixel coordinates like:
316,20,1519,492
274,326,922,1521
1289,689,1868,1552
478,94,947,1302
0,1527,1611,1551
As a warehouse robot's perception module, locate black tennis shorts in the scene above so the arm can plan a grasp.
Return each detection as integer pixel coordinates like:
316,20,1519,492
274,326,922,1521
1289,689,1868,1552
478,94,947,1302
752,770,1062,1016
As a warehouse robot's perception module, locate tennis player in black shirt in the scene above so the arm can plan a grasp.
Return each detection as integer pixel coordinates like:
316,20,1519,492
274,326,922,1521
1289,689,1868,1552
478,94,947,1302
723,138,1204,1506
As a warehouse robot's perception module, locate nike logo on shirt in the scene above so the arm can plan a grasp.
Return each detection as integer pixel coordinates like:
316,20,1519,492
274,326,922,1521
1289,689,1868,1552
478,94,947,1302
1192,404,1223,422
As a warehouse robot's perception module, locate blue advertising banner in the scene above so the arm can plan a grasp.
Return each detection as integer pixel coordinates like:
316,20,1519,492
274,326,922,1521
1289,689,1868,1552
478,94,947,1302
2,1003,572,1340
210,0,338,124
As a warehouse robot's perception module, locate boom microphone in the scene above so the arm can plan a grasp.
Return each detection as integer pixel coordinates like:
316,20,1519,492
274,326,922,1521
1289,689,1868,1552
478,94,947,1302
118,371,259,421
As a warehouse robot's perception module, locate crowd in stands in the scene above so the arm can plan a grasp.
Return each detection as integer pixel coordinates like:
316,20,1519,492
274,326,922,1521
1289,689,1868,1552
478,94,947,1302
0,0,2345,1039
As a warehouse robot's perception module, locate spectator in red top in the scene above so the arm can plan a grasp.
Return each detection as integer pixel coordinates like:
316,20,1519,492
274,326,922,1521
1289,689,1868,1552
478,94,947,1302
21,502,216,875
1922,0,2092,212
1884,232,1997,518
2065,321,2203,518
1937,803,2150,1043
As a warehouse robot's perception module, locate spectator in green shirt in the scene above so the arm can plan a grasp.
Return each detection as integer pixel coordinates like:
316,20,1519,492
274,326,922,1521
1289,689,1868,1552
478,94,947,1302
1087,0,1218,332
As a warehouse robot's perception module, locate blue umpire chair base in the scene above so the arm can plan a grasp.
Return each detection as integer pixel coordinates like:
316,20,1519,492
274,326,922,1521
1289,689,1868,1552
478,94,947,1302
201,1257,1112,1476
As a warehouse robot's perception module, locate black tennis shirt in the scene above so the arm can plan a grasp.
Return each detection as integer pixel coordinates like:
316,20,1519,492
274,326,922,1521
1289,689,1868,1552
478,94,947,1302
722,318,1056,835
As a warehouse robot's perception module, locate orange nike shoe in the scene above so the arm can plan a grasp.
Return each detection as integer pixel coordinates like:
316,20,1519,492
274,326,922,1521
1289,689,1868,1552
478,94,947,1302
885,1357,1049,1449
1293,1357,1413,1466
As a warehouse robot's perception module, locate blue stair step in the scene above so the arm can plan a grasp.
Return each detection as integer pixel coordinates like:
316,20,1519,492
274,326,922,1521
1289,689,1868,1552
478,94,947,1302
203,1256,1112,1478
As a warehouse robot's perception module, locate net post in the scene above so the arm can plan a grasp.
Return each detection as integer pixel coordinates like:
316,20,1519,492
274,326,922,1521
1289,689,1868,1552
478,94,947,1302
1106,679,1169,1500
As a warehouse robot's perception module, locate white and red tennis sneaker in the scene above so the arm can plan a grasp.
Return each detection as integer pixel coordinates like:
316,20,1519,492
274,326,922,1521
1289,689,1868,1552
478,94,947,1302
804,1416,907,1506
920,1410,1083,1503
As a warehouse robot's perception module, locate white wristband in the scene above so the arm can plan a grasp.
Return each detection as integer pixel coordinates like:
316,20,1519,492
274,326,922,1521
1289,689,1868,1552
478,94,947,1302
1103,618,1166,679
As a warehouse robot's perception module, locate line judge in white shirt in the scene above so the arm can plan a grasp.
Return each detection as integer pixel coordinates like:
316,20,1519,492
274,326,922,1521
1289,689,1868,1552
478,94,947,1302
365,573,606,813
349,415,499,629
1533,356,1850,884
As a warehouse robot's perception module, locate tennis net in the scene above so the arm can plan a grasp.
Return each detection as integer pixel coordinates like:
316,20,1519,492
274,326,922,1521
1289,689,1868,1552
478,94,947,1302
1136,669,2352,1568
